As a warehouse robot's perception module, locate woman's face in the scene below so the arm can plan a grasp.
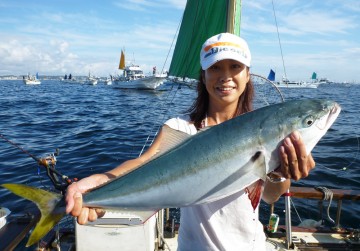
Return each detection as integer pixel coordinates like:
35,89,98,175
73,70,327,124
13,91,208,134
203,59,250,108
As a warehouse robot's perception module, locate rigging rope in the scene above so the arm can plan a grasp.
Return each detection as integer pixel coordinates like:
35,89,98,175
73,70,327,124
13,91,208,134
271,0,287,81
159,6,183,77
315,186,335,224
138,83,184,157
290,197,303,223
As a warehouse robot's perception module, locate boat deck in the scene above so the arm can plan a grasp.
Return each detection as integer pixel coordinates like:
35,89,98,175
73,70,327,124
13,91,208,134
267,229,360,250
0,207,40,251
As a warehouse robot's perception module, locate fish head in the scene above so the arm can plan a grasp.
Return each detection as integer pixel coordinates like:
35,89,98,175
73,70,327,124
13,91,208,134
298,100,341,154
282,99,341,155
261,99,340,180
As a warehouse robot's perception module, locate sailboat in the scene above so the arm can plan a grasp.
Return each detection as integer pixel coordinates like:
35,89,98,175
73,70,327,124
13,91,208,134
84,72,98,85
267,69,276,82
269,69,319,89
113,49,166,90
23,72,41,85
302,71,320,88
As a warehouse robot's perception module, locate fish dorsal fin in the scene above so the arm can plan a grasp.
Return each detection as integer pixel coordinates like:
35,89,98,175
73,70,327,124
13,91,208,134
157,126,192,155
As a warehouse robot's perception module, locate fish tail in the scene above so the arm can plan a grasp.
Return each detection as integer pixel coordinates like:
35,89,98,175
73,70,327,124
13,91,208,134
1,183,65,247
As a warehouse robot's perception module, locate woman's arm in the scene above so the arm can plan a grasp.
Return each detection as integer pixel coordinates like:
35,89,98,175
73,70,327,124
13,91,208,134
262,131,316,204
65,126,167,224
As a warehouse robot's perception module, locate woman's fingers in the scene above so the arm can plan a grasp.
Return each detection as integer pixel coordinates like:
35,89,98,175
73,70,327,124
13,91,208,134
306,153,316,173
290,132,306,179
280,131,316,181
65,189,75,214
96,209,106,218
70,192,83,217
279,145,290,178
282,136,301,180
88,208,98,222
77,207,89,225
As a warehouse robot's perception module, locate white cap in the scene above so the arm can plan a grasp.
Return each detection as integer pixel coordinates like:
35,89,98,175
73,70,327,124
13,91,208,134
200,33,251,70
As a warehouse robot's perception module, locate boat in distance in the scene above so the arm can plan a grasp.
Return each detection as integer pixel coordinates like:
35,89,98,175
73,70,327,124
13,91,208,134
113,50,166,90
23,73,41,85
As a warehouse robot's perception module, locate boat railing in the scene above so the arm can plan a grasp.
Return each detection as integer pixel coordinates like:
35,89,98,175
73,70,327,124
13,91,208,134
270,186,360,228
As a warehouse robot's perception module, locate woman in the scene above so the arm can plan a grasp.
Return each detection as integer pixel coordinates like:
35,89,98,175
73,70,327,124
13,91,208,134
66,33,315,250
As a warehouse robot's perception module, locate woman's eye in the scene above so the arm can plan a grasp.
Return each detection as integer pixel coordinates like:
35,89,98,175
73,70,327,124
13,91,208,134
231,64,244,70
209,65,219,70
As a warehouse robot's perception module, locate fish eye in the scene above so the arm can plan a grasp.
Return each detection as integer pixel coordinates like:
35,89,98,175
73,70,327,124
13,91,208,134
304,115,315,127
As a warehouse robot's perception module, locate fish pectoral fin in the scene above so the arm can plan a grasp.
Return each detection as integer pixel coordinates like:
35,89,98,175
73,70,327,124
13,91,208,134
245,179,265,210
1,183,65,247
243,150,267,210
249,150,268,179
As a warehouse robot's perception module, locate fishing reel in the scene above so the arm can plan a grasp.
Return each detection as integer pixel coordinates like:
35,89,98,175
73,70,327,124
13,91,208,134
38,148,59,167
38,148,77,194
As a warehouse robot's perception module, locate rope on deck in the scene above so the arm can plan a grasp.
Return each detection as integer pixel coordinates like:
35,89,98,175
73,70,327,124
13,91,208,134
315,186,335,224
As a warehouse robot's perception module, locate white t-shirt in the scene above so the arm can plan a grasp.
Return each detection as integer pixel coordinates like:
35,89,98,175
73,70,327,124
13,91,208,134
165,116,266,251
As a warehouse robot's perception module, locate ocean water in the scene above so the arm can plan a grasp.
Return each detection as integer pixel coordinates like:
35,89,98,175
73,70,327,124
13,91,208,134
0,79,359,232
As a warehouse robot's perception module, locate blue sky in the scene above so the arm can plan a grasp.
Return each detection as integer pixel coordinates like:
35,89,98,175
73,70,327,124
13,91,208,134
0,0,359,83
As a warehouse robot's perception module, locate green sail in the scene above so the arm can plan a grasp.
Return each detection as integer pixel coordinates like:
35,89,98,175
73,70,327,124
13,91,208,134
169,0,242,80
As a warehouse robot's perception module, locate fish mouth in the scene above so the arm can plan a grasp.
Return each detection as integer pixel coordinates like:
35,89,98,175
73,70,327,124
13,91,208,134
331,102,341,115
327,102,341,126
317,102,341,130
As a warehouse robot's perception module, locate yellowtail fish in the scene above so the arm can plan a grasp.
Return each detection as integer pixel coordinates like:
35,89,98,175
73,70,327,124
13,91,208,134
2,99,341,247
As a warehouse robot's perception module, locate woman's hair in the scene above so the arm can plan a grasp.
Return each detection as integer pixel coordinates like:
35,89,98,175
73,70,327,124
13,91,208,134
188,68,254,129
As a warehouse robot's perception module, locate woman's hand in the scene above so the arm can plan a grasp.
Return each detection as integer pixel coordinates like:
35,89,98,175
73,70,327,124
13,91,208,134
279,131,316,180
65,174,109,224
263,131,316,204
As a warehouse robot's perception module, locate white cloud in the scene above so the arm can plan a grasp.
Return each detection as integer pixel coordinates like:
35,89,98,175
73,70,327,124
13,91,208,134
0,0,358,82
280,11,356,35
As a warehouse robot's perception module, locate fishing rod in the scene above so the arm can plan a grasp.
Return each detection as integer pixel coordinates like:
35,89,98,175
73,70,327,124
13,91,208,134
0,133,76,194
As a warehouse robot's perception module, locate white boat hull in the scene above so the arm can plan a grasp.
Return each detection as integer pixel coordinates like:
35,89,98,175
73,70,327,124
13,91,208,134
114,76,166,90
85,79,98,85
276,82,318,88
23,79,41,85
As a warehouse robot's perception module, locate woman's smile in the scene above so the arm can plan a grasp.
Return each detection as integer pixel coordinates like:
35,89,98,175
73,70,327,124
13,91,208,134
216,85,237,94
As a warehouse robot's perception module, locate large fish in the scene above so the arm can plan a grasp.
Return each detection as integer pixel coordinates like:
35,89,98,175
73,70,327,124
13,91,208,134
2,99,340,247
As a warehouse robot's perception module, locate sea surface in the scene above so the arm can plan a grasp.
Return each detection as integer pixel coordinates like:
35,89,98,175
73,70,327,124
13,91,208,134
0,79,359,234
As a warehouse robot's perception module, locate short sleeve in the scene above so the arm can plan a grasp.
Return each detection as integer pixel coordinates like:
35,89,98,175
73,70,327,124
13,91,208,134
164,116,197,135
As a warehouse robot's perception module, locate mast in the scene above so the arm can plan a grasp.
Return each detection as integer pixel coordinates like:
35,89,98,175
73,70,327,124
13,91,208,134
226,0,241,35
